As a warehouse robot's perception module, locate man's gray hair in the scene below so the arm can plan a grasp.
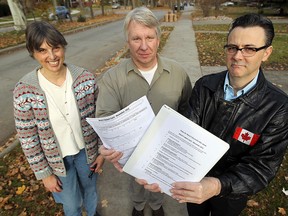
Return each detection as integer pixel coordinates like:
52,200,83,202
123,7,161,41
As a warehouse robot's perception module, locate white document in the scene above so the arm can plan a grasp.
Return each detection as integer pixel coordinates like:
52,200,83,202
123,105,230,196
86,96,155,165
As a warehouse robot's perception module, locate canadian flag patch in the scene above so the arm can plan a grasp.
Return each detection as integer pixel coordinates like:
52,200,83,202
233,127,260,146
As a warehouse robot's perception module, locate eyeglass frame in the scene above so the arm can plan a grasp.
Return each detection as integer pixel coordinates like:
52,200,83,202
223,44,269,57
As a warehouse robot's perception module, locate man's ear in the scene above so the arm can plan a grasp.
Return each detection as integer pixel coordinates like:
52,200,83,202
262,45,273,62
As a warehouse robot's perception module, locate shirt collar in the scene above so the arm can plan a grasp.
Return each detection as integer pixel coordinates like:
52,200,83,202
126,55,171,75
224,71,259,101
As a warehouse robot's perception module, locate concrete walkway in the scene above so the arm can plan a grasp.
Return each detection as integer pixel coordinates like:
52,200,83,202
161,11,203,86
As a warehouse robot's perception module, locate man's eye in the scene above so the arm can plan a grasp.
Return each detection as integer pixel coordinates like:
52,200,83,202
244,47,256,52
227,47,237,51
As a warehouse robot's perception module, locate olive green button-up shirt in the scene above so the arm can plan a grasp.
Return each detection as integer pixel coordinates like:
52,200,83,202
96,55,192,118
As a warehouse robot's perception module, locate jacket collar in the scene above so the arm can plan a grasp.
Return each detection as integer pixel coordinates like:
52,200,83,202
240,68,267,109
203,68,267,109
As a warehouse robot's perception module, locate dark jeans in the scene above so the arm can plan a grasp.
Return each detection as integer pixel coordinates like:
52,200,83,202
187,196,247,216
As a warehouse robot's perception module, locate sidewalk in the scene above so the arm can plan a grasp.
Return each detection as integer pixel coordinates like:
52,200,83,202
96,10,197,216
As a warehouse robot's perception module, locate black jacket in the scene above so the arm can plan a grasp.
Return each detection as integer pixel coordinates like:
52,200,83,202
190,69,288,198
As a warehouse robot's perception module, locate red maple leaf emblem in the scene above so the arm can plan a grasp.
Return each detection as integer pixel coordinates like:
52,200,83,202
241,132,251,141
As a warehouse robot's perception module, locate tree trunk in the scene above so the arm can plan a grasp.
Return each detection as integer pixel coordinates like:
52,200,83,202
7,0,27,31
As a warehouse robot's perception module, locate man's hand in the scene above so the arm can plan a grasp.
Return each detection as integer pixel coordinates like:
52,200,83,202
170,177,221,204
42,174,62,193
135,178,162,192
90,154,105,173
99,145,123,172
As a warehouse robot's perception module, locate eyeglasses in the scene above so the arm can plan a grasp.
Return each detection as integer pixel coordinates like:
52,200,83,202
224,45,268,57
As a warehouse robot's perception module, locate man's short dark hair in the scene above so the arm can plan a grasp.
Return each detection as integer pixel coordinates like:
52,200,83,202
25,21,67,57
228,13,274,46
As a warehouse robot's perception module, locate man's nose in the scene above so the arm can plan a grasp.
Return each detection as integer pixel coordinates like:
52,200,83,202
233,49,244,59
140,40,148,50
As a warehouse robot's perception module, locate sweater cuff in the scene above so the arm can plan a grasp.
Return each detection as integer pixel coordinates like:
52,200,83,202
35,167,53,180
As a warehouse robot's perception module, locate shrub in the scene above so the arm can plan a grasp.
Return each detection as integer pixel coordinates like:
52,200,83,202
77,15,86,22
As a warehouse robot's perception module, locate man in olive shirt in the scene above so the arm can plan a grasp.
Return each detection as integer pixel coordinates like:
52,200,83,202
96,7,192,216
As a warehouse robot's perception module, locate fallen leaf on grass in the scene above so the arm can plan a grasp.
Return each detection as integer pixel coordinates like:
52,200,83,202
7,167,19,177
16,185,26,195
278,207,286,215
0,195,12,208
19,209,27,216
247,199,259,207
30,184,40,192
4,204,13,210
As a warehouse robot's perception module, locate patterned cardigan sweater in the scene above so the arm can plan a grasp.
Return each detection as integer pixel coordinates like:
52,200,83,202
13,64,101,180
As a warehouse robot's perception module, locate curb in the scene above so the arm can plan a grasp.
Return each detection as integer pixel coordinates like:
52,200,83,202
0,17,125,56
0,139,19,158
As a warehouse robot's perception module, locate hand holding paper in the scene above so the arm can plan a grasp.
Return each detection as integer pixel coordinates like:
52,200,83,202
123,105,229,196
87,96,155,166
135,178,162,193
170,177,221,203
98,146,123,172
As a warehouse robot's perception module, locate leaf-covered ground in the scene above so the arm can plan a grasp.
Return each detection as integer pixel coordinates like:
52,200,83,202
0,14,124,50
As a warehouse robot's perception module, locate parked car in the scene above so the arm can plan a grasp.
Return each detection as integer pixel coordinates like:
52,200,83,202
49,6,70,20
246,2,259,7
174,3,184,10
111,3,120,9
221,1,234,6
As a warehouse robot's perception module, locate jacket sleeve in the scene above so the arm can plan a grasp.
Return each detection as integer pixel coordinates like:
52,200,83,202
177,73,193,118
218,101,288,197
189,78,204,124
13,83,53,180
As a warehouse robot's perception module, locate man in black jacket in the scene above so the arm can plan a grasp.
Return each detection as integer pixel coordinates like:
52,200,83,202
139,13,288,216
171,13,288,216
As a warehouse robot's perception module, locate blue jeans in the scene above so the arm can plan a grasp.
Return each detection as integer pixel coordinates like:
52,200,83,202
52,149,98,216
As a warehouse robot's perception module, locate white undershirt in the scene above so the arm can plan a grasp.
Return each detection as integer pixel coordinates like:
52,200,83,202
139,64,158,85
38,69,85,158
